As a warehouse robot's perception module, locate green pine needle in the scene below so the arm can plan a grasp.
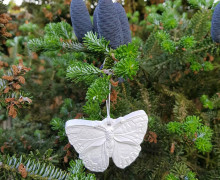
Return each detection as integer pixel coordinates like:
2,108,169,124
66,61,102,84
114,58,139,80
85,76,110,103
68,160,96,179
62,41,85,52
83,101,102,120
83,32,110,53
45,21,73,40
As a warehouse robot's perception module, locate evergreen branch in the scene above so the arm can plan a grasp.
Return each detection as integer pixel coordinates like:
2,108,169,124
28,22,81,53
0,155,68,179
19,23,39,34
0,155,96,180
83,76,110,119
68,160,96,180
28,38,85,53
83,101,102,120
85,76,110,103
50,118,66,141
50,117,64,131
45,21,73,40
114,43,139,60
103,56,115,69
143,32,162,58
27,38,45,52
62,41,86,52
27,38,62,52
187,10,211,40
66,61,102,84
167,162,198,180
83,32,110,53
187,0,214,9
136,80,151,115
191,43,216,54
167,116,213,153
114,58,139,80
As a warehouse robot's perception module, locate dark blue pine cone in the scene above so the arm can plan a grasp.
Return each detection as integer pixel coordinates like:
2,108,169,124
114,2,131,45
93,5,99,36
211,3,220,43
97,0,124,49
70,0,93,42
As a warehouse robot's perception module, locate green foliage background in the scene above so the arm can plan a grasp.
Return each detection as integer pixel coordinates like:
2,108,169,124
0,0,220,179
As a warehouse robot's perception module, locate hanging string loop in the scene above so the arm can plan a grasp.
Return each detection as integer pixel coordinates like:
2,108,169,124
106,83,111,125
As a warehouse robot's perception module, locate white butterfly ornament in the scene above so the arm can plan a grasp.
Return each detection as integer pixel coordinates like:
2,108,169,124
65,110,148,172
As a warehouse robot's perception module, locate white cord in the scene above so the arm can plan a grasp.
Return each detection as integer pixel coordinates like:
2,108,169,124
106,83,111,125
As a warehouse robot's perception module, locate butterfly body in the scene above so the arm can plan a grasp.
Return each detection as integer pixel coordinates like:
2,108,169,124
105,124,114,157
65,110,148,172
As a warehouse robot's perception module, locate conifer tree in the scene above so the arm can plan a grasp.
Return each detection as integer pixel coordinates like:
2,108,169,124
1,0,220,179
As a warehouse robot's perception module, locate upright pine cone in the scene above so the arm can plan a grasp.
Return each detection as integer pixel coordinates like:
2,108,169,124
96,0,124,49
70,0,131,49
93,0,131,49
93,5,99,36
114,3,131,45
211,3,220,43
70,0,93,42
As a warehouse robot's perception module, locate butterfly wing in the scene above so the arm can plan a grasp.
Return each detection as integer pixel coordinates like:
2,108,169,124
65,119,109,172
111,110,148,169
